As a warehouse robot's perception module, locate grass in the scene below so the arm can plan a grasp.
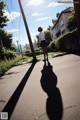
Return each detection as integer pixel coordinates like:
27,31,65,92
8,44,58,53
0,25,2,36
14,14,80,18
0,56,20,76
0,51,67,77
36,51,67,59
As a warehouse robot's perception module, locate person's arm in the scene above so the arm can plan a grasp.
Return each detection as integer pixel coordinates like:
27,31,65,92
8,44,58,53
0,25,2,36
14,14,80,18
38,35,41,43
36,35,41,45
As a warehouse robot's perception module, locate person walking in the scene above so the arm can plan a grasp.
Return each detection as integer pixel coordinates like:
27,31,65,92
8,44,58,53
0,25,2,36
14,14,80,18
38,27,48,61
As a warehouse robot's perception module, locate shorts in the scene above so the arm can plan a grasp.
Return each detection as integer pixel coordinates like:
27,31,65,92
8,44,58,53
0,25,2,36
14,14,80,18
40,40,47,47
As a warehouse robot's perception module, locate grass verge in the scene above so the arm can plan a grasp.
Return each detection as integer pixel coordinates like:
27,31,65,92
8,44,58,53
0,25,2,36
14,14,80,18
36,51,67,59
0,52,67,77
0,56,32,77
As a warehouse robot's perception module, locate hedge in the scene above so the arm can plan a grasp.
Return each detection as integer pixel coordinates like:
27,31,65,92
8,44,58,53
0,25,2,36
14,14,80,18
48,29,79,52
25,48,43,56
0,47,17,60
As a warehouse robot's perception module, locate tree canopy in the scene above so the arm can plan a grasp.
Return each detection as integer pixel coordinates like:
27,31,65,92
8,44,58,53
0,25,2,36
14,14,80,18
0,1,9,28
44,30,52,45
0,1,16,51
0,29,12,49
67,8,77,31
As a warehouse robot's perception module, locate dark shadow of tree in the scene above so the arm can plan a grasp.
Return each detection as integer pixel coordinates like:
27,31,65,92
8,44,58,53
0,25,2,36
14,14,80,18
40,61,63,120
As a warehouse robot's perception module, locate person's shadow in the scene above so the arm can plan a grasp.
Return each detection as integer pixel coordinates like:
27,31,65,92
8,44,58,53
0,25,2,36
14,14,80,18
40,61,63,120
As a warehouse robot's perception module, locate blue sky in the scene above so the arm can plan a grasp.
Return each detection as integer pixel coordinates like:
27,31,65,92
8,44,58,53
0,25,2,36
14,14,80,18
4,0,73,45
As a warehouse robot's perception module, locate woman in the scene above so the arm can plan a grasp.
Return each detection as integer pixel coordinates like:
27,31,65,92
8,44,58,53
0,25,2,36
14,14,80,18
38,27,48,61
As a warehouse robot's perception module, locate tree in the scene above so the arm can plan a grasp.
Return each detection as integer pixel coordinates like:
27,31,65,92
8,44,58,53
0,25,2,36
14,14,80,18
67,8,77,31
0,29,13,49
44,30,52,45
0,1,13,50
0,1,9,28
73,0,80,34
10,42,16,51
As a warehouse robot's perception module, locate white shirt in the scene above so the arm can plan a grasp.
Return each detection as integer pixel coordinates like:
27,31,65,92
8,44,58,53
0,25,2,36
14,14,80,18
38,32,45,42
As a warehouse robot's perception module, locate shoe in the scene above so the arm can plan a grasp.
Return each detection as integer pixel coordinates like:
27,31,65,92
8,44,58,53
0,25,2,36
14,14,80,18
43,59,46,62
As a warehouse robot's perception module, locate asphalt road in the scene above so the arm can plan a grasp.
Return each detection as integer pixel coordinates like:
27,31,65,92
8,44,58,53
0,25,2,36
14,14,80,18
0,54,80,120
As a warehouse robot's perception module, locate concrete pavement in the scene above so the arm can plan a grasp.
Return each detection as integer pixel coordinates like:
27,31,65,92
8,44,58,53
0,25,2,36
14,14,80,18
0,54,80,120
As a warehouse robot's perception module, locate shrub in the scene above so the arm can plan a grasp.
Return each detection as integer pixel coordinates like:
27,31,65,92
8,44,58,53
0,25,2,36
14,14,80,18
0,47,17,60
25,48,43,56
0,56,22,76
48,42,56,52
4,49,17,60
35,47,43,55
25,50,32,57
49,29,79,52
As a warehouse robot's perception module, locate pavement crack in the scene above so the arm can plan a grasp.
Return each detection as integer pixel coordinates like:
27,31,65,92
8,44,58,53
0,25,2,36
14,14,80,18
34,113,46,120
0,100,6,103
34,104,80,119
64,104,78,110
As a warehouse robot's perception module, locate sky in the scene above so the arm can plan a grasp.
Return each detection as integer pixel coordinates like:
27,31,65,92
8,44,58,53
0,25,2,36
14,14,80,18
4,0,73,45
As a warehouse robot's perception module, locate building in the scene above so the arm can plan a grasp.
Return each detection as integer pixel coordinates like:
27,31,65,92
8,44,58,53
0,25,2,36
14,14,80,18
50,7,73,40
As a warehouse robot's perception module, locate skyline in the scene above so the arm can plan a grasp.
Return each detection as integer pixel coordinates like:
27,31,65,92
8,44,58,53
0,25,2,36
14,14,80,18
4,0,73,45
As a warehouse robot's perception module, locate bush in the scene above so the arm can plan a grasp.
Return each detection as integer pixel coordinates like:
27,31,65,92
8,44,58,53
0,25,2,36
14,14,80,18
0,56,22,76
0,47,17,60
35,47,43,55
25,50,32,57
25,48,43,56
5,49,17,60
49,29,79,52
48,41,57,52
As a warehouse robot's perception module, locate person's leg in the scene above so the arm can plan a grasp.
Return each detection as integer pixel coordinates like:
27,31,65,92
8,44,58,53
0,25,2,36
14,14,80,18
42,47,46,61
44,47,48,61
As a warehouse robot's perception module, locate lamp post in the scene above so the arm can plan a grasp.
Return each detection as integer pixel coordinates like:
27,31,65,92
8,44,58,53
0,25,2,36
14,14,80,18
18,0,37,62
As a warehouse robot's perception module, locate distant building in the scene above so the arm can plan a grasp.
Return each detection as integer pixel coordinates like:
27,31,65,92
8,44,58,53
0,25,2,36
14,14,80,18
25,43,38,50
50,7,73,40
22,42,38,54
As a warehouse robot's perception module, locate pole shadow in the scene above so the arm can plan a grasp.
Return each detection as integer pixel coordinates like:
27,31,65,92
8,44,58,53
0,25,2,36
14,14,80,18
40,61,63,120
2,62,36,120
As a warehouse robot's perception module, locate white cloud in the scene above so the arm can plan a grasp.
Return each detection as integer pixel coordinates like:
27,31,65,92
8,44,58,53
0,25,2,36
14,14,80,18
26,0,45,6
32,13,43,17
4,10,20,21
7,29,19,33
10,12,20,21
36,17,49,22
47,2,63,8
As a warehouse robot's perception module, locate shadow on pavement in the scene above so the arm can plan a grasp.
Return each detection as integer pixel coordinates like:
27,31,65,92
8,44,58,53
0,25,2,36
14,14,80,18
73,52,80,56
40,61,63,120
2,62,36,120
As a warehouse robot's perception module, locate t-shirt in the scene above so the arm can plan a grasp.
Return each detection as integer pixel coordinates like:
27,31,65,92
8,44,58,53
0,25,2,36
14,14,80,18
38,32,45,42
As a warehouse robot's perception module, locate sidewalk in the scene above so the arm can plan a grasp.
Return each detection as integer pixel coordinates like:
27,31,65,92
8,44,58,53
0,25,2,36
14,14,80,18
0,54,80,120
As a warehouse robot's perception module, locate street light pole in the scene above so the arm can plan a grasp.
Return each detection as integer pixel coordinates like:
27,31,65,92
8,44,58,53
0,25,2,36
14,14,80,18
18,0,37,62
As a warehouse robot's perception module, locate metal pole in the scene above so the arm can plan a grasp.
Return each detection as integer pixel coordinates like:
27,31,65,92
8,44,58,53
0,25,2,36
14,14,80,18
18,0,37,62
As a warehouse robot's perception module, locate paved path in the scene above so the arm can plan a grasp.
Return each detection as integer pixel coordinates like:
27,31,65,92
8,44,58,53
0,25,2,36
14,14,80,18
0,54,80,120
